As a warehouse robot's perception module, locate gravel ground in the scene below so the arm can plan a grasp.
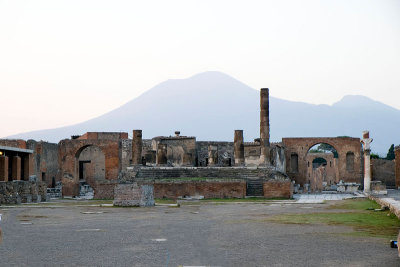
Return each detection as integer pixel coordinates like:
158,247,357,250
0,200,398,267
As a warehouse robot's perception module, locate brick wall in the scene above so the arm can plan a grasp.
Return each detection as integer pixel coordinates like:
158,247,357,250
153,180,246,199
263,180,292,198
371,158,395,187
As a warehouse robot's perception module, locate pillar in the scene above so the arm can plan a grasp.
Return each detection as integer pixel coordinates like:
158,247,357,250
132,130,143,165
23,154,33,181
12,156,21,181
0,156,8,181
395,146,400,189
260,88,270,164
234,130,245,166
156,144,167,165
361,131,373,193
208,145,218,166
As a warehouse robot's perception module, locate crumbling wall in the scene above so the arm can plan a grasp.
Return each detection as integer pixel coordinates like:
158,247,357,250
196,141,234,167
244,142,261,166
371,158,395,187
26,140,59,187
58,138,120,197
0,181,47,204
152,137,196,166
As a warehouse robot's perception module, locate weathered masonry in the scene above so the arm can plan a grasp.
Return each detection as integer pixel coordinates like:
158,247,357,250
2,87,397,201
282,137,362,186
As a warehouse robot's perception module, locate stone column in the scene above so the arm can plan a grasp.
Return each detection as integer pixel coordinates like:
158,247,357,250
395,146,400,189
0,156,8,181
132,130,143,165
361,131,373,193
12,156,21,181
260,88,270,164
208,145,218,166
234,130,245,166
156,144,167,165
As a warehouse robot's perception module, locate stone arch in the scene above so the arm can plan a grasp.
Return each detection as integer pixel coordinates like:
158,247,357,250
74,144,106,190
306,142,339,158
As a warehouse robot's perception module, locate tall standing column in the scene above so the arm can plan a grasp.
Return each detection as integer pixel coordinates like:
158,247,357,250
12,156,21,181
395,146,400,189
156,144,167,165
0,156,8,181
260,88,270,165
132,130,143,165
361,131,373,193
234,130,245,166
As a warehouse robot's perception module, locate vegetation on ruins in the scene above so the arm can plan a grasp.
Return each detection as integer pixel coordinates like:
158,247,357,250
386,144,395,160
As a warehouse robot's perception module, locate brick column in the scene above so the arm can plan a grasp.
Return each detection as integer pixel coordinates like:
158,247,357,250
156,144,167,165
23,154,33,181
395,146,400,189
12,156,21,180
234,130,245,166
0,156,8,181
132,130,143,165
260,88,270,165
208,145,218,166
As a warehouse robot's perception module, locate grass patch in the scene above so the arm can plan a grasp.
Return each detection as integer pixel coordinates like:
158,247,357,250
328,198,381,210
266,199,400,239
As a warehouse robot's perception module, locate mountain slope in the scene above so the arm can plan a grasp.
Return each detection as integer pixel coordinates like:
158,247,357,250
7,71,400,154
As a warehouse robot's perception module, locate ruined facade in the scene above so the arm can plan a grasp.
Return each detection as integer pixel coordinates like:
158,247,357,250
2,87,396,201
282,137,362,186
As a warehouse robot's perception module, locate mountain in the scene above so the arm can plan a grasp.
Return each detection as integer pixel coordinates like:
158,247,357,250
6,71,400,155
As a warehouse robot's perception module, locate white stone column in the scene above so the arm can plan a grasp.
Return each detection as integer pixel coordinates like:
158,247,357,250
361,131,373,193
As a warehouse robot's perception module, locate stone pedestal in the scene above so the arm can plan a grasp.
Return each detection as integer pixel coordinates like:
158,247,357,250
234,130,244,165
208,145,218,166
0,156,8,181
361,131,373,193
260,88,270,164
132,130,143,165
113,183,155,207
12,156,21,181
156,144,167,165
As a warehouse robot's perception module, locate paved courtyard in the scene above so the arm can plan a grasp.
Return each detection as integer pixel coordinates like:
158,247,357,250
0,199,398,267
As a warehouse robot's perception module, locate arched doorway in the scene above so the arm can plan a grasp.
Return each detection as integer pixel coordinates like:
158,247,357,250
75,145,105,198
306,143,339,191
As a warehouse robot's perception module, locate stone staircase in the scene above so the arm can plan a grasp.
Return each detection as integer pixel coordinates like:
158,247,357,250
134,167,274,180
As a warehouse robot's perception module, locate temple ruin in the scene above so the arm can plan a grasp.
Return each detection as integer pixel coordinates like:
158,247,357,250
0,88,398,203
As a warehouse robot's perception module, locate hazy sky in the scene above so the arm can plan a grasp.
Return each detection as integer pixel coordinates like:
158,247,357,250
1,0,399,138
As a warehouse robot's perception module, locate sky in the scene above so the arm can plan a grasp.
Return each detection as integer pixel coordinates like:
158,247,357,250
1,0,399,138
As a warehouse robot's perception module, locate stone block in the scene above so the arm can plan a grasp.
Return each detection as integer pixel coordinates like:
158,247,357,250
113,183,154,207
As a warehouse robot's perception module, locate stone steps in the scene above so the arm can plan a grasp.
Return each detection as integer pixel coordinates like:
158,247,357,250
135,167,272,180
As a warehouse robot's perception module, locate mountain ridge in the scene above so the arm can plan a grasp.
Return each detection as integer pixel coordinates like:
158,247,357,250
5,71,400,155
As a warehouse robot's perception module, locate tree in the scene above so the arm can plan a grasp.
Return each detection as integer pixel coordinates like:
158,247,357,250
386,144,395,160
371,153,380,159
